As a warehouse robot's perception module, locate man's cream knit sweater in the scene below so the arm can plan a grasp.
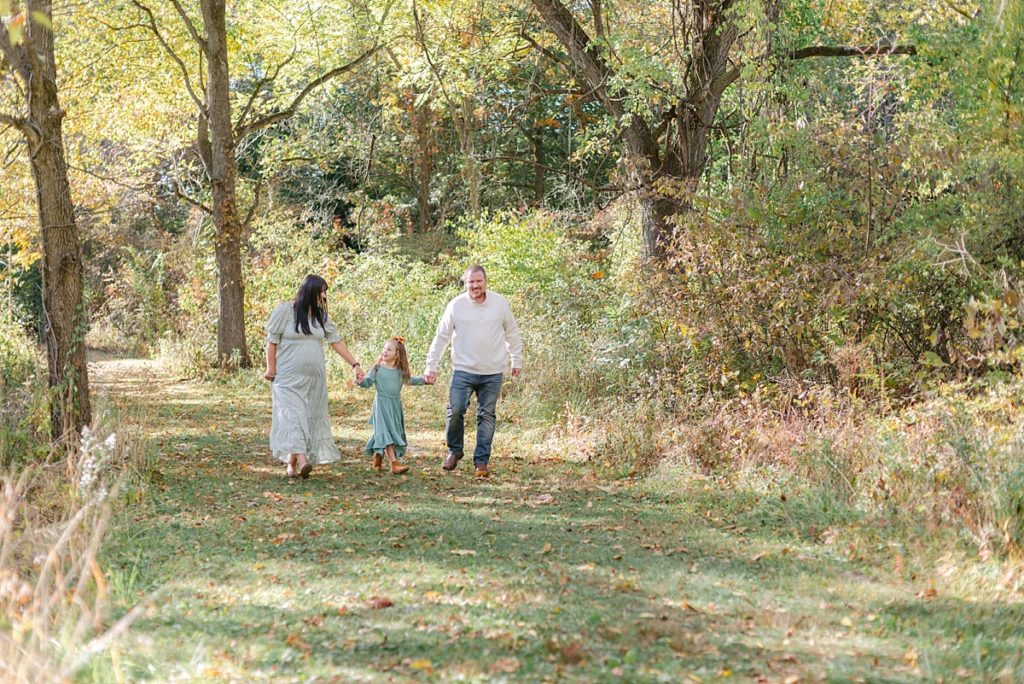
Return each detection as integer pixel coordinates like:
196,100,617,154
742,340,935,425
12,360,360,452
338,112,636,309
425,291,522,375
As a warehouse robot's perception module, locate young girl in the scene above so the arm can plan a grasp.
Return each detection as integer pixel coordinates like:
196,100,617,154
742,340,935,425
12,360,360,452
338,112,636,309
357,337,430,474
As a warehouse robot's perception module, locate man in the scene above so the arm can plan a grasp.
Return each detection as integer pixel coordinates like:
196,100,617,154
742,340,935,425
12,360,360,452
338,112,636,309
424,265,523,478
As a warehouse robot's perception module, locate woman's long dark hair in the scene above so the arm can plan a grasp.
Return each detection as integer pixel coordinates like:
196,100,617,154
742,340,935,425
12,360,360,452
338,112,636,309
293,275,328,335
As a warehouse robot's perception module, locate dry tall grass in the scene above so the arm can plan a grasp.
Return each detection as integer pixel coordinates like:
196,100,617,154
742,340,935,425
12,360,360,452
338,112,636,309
1,419,150,683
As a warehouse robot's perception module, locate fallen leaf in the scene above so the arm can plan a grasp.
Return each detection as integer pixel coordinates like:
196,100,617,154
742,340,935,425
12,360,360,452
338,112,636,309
450,549,477,556
559,642,586,664
613,578,636,592
492,657,521,673
916,587,937,600
534,493,555,505
284,632,312,655
368,597,394,609
408,659,433,672
539,542,553,555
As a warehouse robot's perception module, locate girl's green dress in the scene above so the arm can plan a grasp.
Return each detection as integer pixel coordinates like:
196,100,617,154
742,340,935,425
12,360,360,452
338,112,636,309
357,365,426,460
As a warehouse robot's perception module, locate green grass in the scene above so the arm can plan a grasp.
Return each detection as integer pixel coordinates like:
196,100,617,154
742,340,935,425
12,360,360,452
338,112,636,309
85,358,1024,682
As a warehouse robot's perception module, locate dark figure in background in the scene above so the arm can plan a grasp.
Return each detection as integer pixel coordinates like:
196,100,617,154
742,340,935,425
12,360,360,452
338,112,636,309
331,205,362,253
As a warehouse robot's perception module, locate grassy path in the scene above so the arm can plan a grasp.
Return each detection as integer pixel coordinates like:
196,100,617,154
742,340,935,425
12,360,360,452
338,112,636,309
90,358,1020,682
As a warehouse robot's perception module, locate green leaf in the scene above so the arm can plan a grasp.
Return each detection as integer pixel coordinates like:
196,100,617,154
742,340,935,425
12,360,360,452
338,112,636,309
30,11,51,29
921,351,947,368
0,0,10,16
8,19,23,46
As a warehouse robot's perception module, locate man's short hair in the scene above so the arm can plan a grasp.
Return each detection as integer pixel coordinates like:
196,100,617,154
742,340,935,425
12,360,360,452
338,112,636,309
464,264,487,280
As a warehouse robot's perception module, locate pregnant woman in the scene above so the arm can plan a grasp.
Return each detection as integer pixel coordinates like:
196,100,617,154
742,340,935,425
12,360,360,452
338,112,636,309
264,274,364,478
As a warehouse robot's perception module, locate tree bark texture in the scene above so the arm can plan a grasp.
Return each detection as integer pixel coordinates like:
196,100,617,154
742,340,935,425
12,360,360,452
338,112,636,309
201,0,250,368
530,127,545,205
4,0,92,441
412,101,434,232
530,0,740,259
459,93,481,221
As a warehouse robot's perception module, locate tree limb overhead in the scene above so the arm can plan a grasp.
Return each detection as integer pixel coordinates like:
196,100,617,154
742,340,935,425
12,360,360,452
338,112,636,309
788,45,917,60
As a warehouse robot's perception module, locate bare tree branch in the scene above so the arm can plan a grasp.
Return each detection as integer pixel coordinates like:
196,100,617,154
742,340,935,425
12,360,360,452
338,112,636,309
21,2,45,81
530,0,662,167
0,113,30,135
0,112,40,147
788,44,917,60
234,48,297,136
939,0,977,22
479,154,632,193
411,0,457,109
241,178,263,230
66,163,150,191
237,45,379,139
168,0,208,55
0,24,30,81
173,182,212,214
132,0,207,115
517,29,570,69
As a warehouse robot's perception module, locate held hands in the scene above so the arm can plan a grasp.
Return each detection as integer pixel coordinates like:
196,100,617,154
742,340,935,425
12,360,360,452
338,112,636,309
423,371,437,385
354,365,366,384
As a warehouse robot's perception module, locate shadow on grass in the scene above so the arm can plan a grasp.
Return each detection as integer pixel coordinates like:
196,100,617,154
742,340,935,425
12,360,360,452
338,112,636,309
95,361,1023,682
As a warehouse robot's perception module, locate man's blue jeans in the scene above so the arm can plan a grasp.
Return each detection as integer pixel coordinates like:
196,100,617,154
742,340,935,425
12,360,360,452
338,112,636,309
446,371,504,467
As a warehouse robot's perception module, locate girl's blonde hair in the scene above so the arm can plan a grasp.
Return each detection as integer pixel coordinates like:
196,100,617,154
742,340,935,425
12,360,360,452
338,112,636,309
376,337,411,383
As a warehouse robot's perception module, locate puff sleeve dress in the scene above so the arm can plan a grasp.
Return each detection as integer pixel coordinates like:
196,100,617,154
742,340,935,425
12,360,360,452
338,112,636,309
265,302,342,465
357,365,426,460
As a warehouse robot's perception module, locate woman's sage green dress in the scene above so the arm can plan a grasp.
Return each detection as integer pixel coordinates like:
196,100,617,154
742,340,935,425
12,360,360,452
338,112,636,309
357,365,426,460
265,302,341,465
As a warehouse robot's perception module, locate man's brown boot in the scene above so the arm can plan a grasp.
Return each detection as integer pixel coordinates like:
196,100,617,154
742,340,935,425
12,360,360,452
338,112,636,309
475,466,490,479
442,452,463,471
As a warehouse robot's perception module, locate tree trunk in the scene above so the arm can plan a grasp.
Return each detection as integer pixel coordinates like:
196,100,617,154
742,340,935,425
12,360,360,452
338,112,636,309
412,101,434,232
460,94,481,221
201,0,250,368
530,0,739,260
18,0,91,441
530,127,544,205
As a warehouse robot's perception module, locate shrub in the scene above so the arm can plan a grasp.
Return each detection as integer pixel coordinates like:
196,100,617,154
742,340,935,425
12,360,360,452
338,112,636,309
0,322,48,466
86,247,170,354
